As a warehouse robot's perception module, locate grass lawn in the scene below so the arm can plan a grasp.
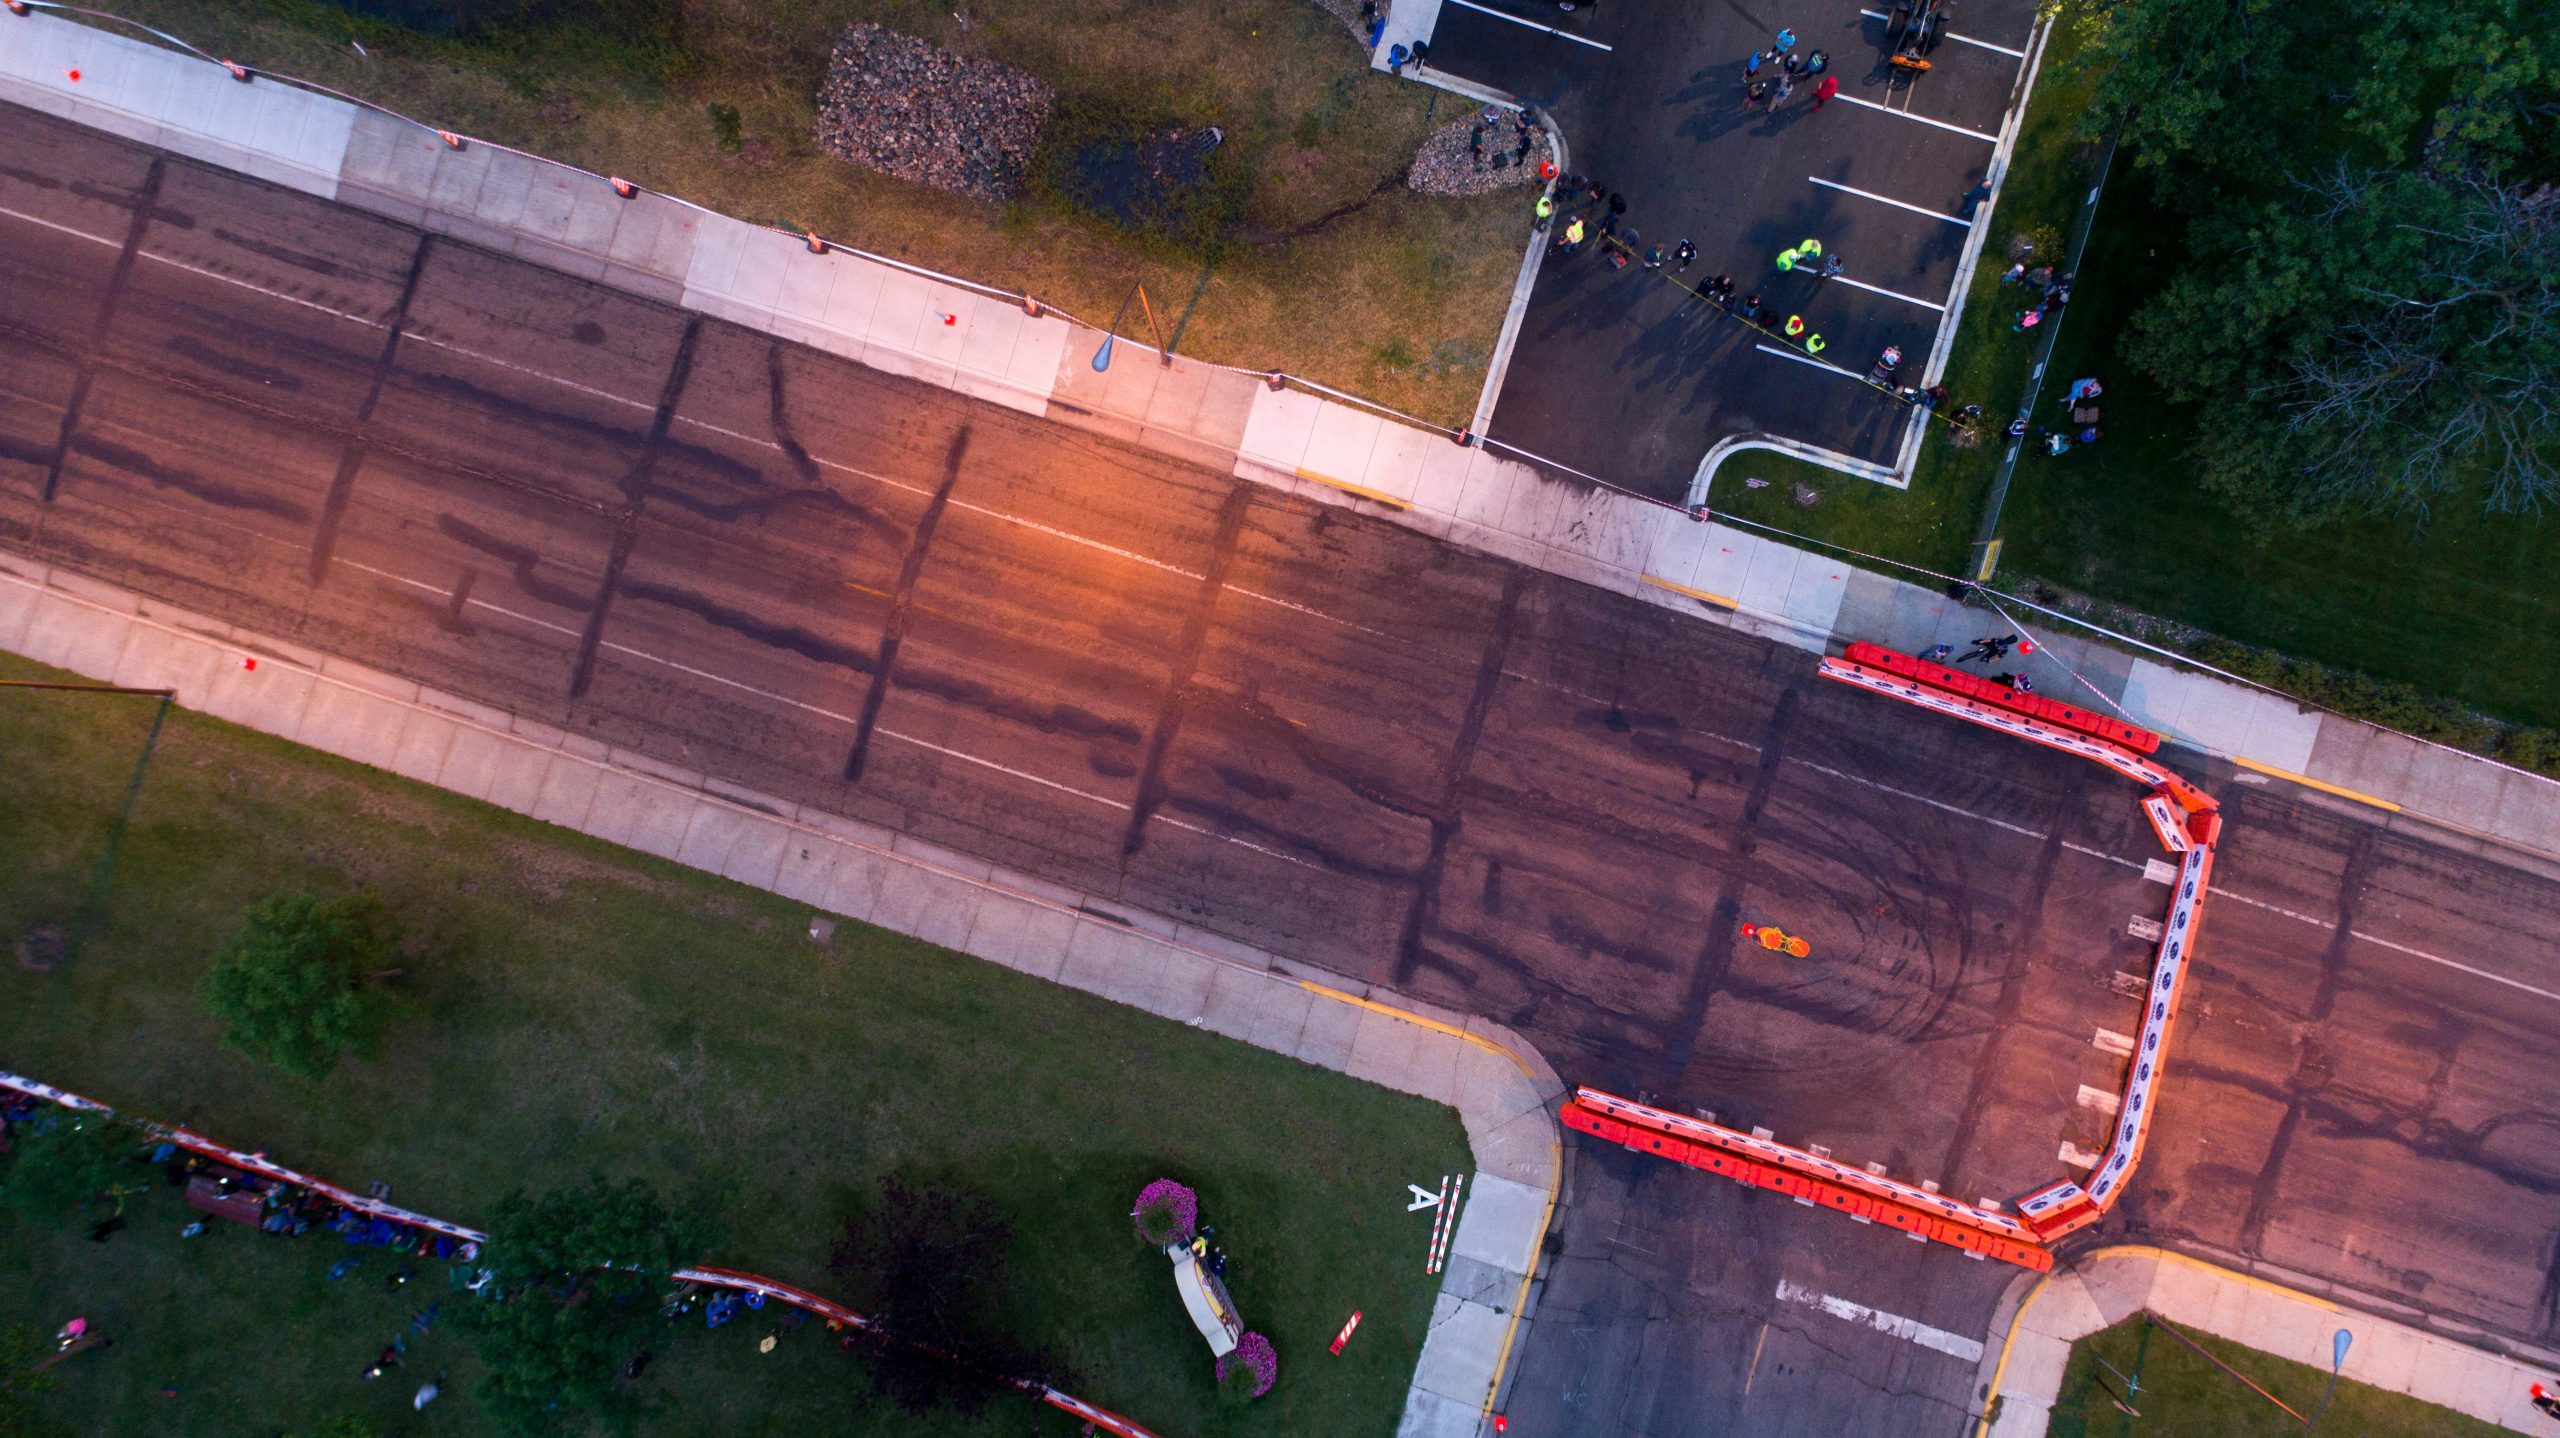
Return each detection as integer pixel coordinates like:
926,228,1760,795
0,654,1473,1438
71,0,1524,427
2046,1313,2511,1438
1699,18,2102,576
1994,177,2560,732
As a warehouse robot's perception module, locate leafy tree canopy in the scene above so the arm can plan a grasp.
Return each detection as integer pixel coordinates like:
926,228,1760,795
199,893,401,1080
465,1175,719,1438
2124,170,2559,521
2062,0,2559,523
0,1110,141,1220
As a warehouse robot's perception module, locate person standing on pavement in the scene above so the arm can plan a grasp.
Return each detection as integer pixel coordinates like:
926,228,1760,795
1674,238,1696,271
1772,73,1794,107
1813,74,1839,109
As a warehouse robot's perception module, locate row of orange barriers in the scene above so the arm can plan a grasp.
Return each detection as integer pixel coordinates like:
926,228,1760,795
1842,641,2162,754
1565,1092,2055,1271
1564,646,2221,1267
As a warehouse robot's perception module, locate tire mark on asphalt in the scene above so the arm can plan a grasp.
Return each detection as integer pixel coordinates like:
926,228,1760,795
841,426,971,783
1934,822,2063,1189
311,232,433,583
1121,483,1254,858
1660,684,1800,1084
764,341,822,488
2237,830,2372,1255
40,155,164,504
1394,570,1526,985
568,316,701,700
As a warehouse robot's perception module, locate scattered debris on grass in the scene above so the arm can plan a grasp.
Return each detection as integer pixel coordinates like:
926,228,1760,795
1407,113,1551,197
813,25,1053,204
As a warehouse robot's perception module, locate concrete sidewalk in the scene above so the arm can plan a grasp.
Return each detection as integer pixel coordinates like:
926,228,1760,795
7,11,2560,851
1975,1245,2560,1435
0,551,1562,1438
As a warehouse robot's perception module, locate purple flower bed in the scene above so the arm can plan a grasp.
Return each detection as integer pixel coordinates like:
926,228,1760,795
1217,1330,1279,1399
1130,1178,1198,1247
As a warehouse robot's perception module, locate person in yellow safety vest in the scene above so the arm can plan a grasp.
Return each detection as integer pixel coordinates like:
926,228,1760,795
1798,238,1821,258
1785,315,1805,336
1535,194,1553,220
1775,245,1799,272
1807,334,1826,354
1561,216,1585,252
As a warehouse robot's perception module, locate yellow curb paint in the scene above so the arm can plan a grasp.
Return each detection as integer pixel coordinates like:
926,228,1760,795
1482,1140,1562,1416
1971,1245,2340,1437
2234,756,2401,812
1640,573,1740,610
1294,469,1412,510
1295,979,1563,1416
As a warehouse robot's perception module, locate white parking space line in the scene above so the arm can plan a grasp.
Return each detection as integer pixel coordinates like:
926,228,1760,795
1446,0,1614,50
1775,1279,1984,1363
1829,274,1947,312
1831,92,1997,142
1808,176,1971,227
1856,9,2029,58
1752,343,1863,380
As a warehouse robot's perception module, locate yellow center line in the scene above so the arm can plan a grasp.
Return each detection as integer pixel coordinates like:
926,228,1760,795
2233,756,2401,812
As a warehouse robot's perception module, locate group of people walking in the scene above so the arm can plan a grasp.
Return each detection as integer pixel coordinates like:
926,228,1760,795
1743,29,1841,112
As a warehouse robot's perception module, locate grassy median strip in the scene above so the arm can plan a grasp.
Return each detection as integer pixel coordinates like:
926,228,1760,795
72,0,1523,427
0,653,1470,1437
2048,1313,2509,1438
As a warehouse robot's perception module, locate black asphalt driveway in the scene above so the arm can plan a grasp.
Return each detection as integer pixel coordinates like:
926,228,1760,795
1429,0,2044,498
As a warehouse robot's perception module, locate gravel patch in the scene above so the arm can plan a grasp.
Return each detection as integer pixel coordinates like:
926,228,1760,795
813,25,1054,205
1408,110,1553,197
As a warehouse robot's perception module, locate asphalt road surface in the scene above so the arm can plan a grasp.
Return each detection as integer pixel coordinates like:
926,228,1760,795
5,104,2558,1436
1427,0,2043,497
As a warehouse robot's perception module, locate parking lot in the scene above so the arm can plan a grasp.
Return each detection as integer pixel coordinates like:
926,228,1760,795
1422,0,2045,499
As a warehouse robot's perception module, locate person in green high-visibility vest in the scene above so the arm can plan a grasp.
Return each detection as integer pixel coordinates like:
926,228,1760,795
1774,237,1823,272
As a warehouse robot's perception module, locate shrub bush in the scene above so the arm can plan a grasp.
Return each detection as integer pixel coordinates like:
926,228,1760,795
1130,1178,1198,1247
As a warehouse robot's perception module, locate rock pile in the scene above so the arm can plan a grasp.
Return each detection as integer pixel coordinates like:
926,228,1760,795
813,25,1053,205
1407,110,1552,197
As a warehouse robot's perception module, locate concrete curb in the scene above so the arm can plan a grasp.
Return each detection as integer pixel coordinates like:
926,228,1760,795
1971,1245,2560,1437
0,554,1563,1438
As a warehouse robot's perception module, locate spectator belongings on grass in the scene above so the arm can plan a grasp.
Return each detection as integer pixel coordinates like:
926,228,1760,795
814,26,1054,205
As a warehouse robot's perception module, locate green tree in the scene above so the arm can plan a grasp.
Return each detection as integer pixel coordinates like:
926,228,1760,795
0,1110,140,1219
2124,169,2560,521
2069,0,2556,191
464,1176,719,1437
199,894,401,1080
826,1172,1059,1417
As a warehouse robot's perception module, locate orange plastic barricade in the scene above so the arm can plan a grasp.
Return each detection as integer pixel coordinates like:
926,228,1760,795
1564,1093,2054,1272
1813,647,2226,1251
1841,642,2162,754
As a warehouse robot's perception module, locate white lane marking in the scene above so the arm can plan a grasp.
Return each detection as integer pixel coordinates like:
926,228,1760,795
1827,273,1948,312
1752,342,1864,380
2331,927,2560,1006
2092,1028,2134,1056
1856,9,2029,57
1446,0,1615,50
402,332,659,411
1774,1279,1984,1363
1786,758,2049,841
1808,176,1972,227
0,201,125,247
873,728,1130,808
2076,1085,2120,1114
1157,815,1330,872
138,250,392,327
1829,93,1998,142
